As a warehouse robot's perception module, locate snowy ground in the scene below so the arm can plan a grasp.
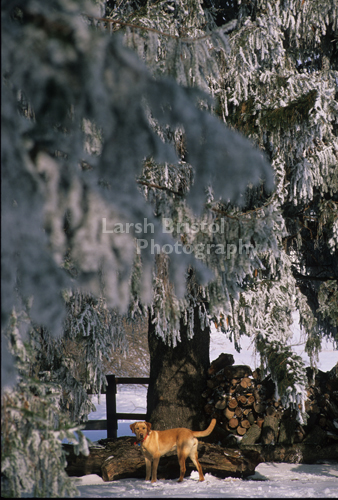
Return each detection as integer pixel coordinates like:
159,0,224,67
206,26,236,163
71,462,338,498
68,324,338,497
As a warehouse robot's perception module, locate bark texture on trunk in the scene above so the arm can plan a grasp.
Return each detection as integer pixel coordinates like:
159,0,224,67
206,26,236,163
147,305,210,431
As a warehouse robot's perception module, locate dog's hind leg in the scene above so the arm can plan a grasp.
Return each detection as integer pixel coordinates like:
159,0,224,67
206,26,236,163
189,450,204,481
189,440,204,481
177,445,189,482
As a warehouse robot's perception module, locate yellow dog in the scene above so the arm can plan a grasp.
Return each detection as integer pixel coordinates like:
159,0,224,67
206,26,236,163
130,418,216,483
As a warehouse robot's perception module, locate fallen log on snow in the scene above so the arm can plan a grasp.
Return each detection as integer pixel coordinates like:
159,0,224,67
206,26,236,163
63,436,262,481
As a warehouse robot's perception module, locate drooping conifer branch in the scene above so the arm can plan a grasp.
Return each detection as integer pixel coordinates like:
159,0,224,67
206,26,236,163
85,14,237,43
137,179,183,197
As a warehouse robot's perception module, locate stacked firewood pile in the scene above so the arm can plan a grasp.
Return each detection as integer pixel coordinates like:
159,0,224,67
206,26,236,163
303,365,338,445
203,353,338,449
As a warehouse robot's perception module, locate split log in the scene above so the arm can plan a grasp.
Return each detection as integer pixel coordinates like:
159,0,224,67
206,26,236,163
253,402,266,414
261,414,280,445
224,407,235,420
63,437,262,481
240,424,261,445
241,419,251,429
228,398,238,409
237,395,247,405
240,377,253,389
247,412,255,425
237,426,247,436
253,388,261,402
235,407,243,418
246,395,255,406
225,422,237,434
228,417,239,429
215,398,227,410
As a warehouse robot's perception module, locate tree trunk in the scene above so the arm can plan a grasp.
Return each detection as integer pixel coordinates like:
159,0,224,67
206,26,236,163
147,305,210,431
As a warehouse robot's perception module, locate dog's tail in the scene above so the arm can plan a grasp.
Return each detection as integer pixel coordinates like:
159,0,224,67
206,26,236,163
192,418,216,438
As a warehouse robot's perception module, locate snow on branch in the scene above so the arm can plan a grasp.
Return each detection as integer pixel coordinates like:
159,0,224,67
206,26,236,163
1,0,273,339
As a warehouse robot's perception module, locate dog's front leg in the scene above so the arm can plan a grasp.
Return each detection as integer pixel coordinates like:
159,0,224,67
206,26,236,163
144,457,151,481
151,455,160,483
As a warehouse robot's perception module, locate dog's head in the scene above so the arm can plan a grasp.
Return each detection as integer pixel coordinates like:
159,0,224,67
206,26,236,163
130,421,152,440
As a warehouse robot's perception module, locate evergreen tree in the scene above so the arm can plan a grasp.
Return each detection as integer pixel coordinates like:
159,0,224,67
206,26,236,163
1,311,88,498
2,0,273,494
1,0,272,347
102,0,337,426
29,290,125,422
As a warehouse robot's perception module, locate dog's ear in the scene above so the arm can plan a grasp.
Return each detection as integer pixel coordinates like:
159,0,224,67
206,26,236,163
130,422,136,434
146,422,152,433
